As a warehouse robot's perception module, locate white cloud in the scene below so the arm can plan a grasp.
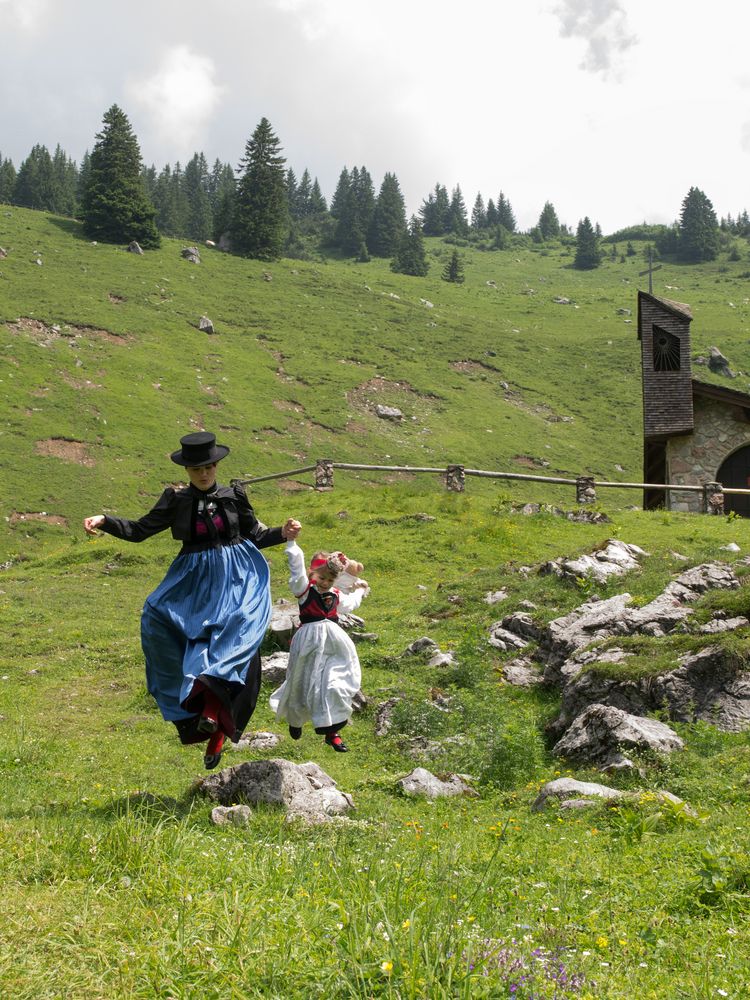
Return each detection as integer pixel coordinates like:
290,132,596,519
553,0,637,76
126,45,225,159
0,0,49,31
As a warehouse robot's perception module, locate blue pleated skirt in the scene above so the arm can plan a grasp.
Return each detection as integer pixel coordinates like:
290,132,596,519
140,540,271,722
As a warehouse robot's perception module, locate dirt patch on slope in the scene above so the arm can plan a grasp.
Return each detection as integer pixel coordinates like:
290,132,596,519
35,438,95,466
9,511,68,527
6,318,129,345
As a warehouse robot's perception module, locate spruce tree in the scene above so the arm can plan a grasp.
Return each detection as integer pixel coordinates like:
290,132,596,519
449,185,469,236
391,216,429,276
485,198,498,227
232,117,287,259
442,248,465,283
497,192,516,232
678,186,719,262
470,193,486,231
52,144,78,216
295,168,312,217
420,183,450,235
368,172,406,257
209,160,236,242
330,167,350,221
183,153,212,241
537,200,560,240
285,168,298,217
309,178,327,214
573,216,601,270
81,105,160,248
14,145,59,211
0,154,16,204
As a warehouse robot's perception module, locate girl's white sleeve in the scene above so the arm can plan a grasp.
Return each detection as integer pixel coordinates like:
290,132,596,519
337,586,367,614
286,541,309,597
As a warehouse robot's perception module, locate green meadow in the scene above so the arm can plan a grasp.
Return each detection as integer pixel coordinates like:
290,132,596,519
2,207,750,998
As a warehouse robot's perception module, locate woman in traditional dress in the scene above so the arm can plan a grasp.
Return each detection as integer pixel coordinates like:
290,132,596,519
84,431,300,769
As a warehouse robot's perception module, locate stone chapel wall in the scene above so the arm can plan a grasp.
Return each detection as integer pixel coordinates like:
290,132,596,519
665,395,750,512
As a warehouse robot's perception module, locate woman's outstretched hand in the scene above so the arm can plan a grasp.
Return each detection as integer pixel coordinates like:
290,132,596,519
282,518,301,540
83,515,105,536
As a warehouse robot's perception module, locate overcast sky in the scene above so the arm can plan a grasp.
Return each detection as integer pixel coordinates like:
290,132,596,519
2,0,749,233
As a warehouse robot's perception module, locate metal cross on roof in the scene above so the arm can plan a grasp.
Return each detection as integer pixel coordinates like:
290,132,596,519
638,246,663,294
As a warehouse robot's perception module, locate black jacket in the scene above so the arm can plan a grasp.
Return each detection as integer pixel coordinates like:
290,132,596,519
101,483,285,552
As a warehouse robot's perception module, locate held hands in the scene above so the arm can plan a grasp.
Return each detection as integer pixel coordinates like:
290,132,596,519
83,515,105,536
282,518,302,540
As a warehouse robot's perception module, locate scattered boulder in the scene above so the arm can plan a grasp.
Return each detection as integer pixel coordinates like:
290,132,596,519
262,271,273,281
181,246,201,264
0,247,7,258
127,241,143,255
552,703,684,766
708,346,735,378
351,631,379,643
488,624,530,652
698,615,749,634
375,404,403,421
397,767,477,799
553,296,572,305
484,589,508,605
210,804,252,826
499,611,543,642
501,656,543,687
540,540,646,585
428,650,456,668
351,688,368,713
261,651,289,685
402,637,438,656
200,758,354,824
199,315,215,334
231,731,281,752
374,697,401,736
532,777,627,812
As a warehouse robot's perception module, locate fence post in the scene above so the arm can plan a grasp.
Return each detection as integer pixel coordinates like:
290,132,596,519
315,459,334,491
576,476,596,505
446,464,465,492
702,482,724,515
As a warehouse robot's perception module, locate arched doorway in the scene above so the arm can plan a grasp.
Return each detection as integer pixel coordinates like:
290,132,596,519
717,445,750,517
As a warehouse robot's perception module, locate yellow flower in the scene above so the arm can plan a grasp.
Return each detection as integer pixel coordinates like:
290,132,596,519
596,936,609,950
402,919,411,930
381,961,393,974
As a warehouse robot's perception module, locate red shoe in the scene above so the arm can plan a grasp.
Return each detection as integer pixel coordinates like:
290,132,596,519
204,732,225,770
325,733,349,753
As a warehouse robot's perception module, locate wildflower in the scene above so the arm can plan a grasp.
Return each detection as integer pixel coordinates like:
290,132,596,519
595,936,608,950
381,961,393,974
402,919,411,930
717,990,728,997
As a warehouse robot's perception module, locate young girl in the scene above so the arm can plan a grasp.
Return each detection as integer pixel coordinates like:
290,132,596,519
269,541,369,752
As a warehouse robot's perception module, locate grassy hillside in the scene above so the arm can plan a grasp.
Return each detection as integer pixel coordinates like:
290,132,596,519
2,208,750,998
2,207,750,560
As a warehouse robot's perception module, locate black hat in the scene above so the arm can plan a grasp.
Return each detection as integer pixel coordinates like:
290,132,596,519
170,432,230,467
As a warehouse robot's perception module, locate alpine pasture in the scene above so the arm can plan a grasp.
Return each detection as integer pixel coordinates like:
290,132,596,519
2,207,750,998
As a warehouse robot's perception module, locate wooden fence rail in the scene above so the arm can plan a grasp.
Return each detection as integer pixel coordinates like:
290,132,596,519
233,459,750,515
